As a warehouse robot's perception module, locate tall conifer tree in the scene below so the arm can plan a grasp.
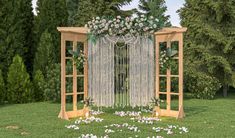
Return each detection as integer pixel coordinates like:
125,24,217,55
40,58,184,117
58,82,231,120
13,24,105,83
179,0,235,97
0,0,34,75
35,0,68,62
74,0,134,26
138,0,171,26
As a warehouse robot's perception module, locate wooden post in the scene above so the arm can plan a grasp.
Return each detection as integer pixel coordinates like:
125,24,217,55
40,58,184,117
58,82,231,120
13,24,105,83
73,38,77,111
166,41,171,112
84,41,88,99
58,33,69,120
155,38,160,99
178,33,184,118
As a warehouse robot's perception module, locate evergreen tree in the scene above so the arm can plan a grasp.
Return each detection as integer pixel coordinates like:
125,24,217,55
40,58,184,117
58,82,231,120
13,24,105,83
179,0,235,97
138,0,171,26
7,55,33,103
0,70,5,103
66,0,79,26
35,0,68,62
74,0,134,26
44,64,61,102
0,0,34,76
33,70,45,102
33,30,55,76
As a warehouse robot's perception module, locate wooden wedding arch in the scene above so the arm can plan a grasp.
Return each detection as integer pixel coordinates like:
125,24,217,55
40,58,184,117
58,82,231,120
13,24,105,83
58,27,187,120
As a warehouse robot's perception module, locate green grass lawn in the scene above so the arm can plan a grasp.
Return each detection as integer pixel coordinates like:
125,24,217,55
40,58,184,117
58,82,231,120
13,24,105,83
0,92,235,138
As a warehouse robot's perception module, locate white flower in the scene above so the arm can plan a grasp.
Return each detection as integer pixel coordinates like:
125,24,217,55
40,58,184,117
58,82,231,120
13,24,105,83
115,24,119,28
150,16,154,19
140,15,145,18
153,24,157,28
125,17,130,22
102,19,106,23
96,17,100,20
117,15,121,19
139,23,144,27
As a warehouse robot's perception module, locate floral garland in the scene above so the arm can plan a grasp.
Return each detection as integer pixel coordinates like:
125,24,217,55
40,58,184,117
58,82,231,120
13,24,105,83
85,15,162,37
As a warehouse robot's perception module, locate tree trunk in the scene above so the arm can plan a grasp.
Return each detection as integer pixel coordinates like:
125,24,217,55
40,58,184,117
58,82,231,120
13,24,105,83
223,84,228,97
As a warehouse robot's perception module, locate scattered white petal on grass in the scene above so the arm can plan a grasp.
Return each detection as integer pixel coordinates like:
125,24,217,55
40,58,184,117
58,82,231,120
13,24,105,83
179,127,189,133
114,111,141,117
132,117,161,124
167,130,173,135
65,125,79,130
91,110,104,115
105,129,115,134
80,134,98,138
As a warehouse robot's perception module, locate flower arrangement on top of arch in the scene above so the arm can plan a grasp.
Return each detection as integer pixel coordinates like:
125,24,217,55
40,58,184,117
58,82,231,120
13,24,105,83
85,15,162,37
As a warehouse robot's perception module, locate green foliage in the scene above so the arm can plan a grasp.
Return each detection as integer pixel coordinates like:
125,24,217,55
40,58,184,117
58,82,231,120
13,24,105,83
185,71,221,99
66,0,79,26
33,31,55,76
7,55,33,103
74,0,134,26
44,64,61,102
0,70,5,103
179,0,235,96
138,0,171,27
68,49,85,70
35,0,68,62
33,70,45,102
0,0,34,75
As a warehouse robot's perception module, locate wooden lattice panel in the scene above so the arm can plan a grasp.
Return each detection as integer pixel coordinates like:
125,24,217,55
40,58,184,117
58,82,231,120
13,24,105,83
155,27,187,119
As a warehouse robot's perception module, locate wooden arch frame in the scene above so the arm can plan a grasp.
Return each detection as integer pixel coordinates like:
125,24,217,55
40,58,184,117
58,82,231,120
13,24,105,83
155,27,187,119
57,27,187,120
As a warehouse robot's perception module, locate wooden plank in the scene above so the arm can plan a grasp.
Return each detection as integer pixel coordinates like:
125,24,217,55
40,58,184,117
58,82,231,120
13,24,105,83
159,109,179,118
66,74,85,78
166,41,171,111
178,33,184,113
84,40,88,99
155,27,187,35
170,92,179,95
57,27,88,34
73,39,77,111
65,57,73,60
58,33,69,120
66,92,84,96
155,36,160,99
159,75,179,77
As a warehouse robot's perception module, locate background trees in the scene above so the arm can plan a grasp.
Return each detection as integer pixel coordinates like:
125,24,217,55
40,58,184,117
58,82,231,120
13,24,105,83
33,31,55,76
138,0,171,27
7,55,33,103
74,0,134,26
0,0,34,76
35,0,68,63
179,0,235,97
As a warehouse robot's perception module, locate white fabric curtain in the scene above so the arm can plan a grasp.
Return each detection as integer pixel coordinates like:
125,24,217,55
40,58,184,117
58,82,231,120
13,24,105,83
88,38,115,107
129,36,155,107
88,36,155,107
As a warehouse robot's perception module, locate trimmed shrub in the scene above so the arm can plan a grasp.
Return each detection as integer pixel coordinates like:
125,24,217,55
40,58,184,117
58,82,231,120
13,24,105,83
7,55,33,103
44,64,61,102
33,70,45,101
0,70,5,103
185,71,221,99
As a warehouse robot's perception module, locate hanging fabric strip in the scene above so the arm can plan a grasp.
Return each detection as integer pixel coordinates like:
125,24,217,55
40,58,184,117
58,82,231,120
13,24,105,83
88,35,155,107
